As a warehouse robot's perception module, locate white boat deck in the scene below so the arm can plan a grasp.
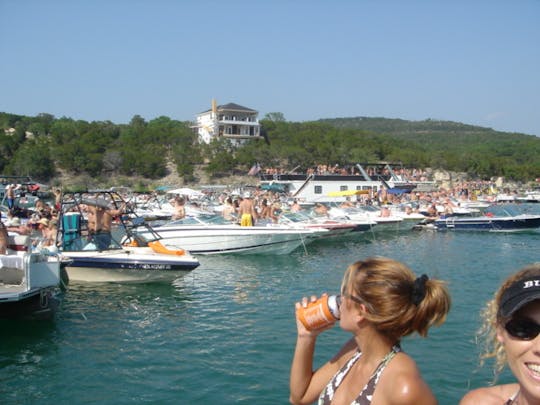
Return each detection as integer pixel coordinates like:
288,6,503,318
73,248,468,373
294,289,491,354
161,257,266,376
0,283,27,294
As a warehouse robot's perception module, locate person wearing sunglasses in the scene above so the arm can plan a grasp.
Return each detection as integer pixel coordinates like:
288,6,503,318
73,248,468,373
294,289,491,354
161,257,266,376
290,256,451,405
460,263,540,405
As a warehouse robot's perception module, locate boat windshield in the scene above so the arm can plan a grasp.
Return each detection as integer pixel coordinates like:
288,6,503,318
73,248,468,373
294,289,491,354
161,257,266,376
281,212,311,223
167,214,234,226
62,233,124,252
484,205,521,217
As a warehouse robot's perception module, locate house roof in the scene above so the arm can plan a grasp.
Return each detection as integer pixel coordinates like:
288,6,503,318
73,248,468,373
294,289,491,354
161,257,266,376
199,102,258,114
218,103,257,112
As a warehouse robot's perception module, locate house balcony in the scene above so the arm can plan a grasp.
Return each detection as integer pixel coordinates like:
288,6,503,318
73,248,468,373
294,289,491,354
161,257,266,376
218,119,259,126
220,133,262,139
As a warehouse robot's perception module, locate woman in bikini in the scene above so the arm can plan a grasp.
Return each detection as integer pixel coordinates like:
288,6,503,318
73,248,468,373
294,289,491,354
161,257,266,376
290,256,451,405
460,263,540,405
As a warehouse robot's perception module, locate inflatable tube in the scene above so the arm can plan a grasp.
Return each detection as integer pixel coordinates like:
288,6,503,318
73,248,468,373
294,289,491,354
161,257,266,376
148,240,185,256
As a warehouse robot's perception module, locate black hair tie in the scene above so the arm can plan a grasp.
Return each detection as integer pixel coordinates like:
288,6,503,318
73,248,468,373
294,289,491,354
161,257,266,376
411,274,429,305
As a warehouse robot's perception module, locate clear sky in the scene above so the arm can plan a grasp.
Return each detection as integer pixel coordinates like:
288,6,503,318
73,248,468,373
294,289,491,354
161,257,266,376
1,0,539,136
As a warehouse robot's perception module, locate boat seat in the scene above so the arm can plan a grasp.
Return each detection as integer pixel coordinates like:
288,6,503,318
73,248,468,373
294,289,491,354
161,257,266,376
7,234,31,252
62,213,82,251
0,255,25,285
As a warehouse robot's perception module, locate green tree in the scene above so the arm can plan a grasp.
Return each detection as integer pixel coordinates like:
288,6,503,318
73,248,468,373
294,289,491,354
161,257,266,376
7,137,55,181
264,112,286,122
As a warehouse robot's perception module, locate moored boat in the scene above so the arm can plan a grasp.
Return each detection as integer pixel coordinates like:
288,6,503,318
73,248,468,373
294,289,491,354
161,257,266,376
433,205,540,232
276,211,371,238
0,247,64,320
135,214,327,255
259,162,435,203
57,191,200,283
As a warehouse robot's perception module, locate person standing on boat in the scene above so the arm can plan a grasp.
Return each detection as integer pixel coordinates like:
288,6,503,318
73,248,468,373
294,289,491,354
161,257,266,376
87,202,125,250
290,257,451,405
171,196,186,220
460,263,540,405
221,196,236,221
238,192,257,226
5,184,17,212
290,199,302,213
313,203,329,217
52,187,62,211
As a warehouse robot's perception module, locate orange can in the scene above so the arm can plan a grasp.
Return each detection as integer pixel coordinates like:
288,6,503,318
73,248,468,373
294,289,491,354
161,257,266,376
296,295,341,331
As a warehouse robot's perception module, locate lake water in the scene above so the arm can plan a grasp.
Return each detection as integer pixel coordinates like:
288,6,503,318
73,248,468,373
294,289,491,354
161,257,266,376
1,204,540,404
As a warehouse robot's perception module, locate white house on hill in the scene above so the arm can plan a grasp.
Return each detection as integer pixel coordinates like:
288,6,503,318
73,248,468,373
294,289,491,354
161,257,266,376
194,100,262,145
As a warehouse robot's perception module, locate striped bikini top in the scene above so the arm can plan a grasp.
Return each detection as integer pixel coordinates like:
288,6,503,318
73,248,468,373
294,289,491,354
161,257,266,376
318,344,401,405
504,390,519,405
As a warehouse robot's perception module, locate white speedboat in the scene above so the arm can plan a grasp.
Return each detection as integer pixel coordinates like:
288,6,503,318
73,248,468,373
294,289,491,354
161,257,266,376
57,192,200,283
61,243,200,283
0,243,63,320
135,215,327,255
276,211,369,238
328,205,412,231
517,190,540,203
389,205,427,223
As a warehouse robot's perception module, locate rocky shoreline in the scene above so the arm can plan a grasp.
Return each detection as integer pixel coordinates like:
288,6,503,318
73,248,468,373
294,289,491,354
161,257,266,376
49,164,532,194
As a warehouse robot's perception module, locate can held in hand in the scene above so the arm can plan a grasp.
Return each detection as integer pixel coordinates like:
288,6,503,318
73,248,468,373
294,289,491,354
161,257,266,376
296,295,341,331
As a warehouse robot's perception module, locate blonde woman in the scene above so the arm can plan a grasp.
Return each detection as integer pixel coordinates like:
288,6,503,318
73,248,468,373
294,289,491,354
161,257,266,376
290,257,451,405
460,263,540,405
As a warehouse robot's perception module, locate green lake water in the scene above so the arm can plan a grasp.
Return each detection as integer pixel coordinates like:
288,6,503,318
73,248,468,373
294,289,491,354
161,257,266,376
1,204,540,404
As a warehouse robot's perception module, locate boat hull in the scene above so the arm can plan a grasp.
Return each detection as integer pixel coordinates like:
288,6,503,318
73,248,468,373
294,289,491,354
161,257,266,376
434,215,540,232
139,226,321,255
63,249,200,283
0,287,60,320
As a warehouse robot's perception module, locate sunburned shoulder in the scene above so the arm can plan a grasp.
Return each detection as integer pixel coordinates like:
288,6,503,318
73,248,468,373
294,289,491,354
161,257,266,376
459,384,519,405
375,353,436,405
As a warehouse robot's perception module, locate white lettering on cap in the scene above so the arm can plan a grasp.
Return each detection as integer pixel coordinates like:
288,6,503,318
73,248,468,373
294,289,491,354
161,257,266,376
523,280,540,288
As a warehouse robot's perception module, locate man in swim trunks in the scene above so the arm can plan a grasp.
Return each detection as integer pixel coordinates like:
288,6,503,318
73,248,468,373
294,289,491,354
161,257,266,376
87,201,125,250
238,192,257,226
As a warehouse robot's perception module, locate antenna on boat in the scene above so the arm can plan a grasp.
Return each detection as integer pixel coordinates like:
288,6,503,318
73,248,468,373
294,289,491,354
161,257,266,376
355,164,372,181
288,165,300,174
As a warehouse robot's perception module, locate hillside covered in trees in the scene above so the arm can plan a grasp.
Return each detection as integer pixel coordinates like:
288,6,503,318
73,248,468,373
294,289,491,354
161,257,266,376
0,111,539,188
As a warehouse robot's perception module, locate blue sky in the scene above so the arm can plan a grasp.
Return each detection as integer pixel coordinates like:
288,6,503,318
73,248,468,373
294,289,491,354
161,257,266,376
1,0,539,136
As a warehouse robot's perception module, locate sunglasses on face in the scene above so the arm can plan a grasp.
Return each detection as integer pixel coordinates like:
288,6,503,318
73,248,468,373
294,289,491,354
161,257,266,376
505,318,540,340
340,286,364,305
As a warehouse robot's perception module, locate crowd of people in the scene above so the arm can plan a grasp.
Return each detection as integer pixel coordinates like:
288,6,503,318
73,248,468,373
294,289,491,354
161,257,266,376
262,165,432,182
2,179,540,404
211,189,289,226
0,185,62,253
202,178,507,229
1,185,129,253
